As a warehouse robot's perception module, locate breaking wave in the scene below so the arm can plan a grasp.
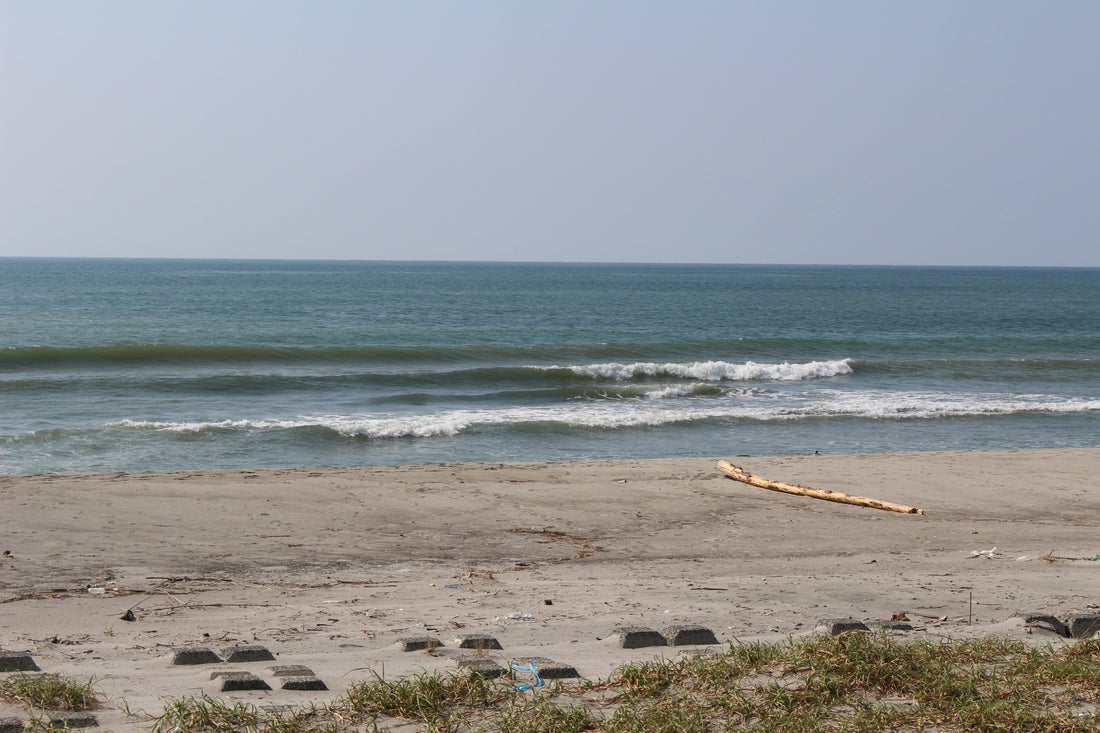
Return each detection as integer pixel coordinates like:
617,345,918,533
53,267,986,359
552,359,853,381
104,391,1100,440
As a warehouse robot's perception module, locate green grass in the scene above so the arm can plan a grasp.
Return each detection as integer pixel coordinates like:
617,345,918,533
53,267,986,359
140,633,1100,732
0,672,101,711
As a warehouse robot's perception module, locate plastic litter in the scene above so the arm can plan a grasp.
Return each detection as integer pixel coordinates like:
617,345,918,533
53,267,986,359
87,587,105,594
970,547,999,559
512,662,543,691
443,583,463,588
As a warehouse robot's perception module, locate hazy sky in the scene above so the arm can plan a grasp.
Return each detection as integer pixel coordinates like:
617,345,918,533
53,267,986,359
2,1,1098,265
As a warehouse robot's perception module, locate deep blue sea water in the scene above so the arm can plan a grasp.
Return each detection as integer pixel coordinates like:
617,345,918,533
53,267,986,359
2,258,1098,474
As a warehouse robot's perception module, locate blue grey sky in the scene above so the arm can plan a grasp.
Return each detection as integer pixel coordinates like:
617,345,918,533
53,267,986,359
2,1,1098,265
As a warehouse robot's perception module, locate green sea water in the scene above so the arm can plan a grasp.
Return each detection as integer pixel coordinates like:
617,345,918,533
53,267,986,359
2,258,1098,473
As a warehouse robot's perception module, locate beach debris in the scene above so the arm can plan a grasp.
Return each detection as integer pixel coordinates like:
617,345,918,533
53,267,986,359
496,613,534,621
971,547,1000,559
221,644,276,662
120,609,137,621
0,651,40,672
663,624,719,646
511,661,543,690
171,647,223,665
716,461,925,514
613,626,667,649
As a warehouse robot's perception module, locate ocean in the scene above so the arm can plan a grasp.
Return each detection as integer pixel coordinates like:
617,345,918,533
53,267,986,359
2,258,1098,474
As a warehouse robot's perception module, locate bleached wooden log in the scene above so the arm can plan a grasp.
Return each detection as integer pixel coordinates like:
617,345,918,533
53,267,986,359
716,460,924,515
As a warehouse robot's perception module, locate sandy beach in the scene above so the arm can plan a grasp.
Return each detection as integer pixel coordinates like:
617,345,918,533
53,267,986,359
2,448,1099,729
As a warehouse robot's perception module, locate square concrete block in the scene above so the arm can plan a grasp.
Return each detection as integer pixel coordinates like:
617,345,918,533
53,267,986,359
47,713,98,728
221,645,276,663
397,636,442,652
450,633,503,650
816,618,871,635
1065,613,1100,638
1010,613,1068,637
172,647,223,665
0,652,39,672
268,665,316,677
613,626,667,649
280,676,328,691
0,717,25,733
218,672,272,692
663,624,719,646
531,660,580,680
457,658,507,678
512,657,580,680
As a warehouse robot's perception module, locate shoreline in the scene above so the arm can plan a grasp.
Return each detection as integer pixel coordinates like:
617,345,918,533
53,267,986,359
3,447,1099,729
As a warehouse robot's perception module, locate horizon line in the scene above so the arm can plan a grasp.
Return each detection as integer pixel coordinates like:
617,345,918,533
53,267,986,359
2,255,1098,270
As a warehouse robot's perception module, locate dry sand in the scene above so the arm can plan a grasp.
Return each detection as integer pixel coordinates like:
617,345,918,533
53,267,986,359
2,448,1099,729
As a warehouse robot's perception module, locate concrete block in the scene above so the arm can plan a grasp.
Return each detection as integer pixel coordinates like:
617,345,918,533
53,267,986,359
663,624,719,646
47,713,98,728
172,647,222,665
0,717,24,733
397,636,442,652
450,633,502,650
217,672,272,692
0,652,39,673
1010,613,1068,637
221,645,276,663
531,660,580,679
267,665,315,677
512,657,580,680
613,626,667,649
457,658,507,678
868,620,914,632
280,676,328,691
815,618,870,635
1064,613,1100,638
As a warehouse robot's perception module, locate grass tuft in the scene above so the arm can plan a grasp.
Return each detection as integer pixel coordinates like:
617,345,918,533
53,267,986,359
0,673,101,711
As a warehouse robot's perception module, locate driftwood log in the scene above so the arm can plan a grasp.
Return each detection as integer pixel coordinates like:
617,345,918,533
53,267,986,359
717,460,924,515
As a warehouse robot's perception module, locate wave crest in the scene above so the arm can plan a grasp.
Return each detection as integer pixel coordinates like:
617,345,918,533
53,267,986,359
558,359,853,381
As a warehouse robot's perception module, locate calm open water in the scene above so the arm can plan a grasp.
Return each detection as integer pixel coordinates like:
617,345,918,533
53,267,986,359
2,258,1098,474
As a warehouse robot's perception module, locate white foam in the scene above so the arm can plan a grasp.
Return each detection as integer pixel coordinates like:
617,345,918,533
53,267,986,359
556,359,853,381
108,392,1099,439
